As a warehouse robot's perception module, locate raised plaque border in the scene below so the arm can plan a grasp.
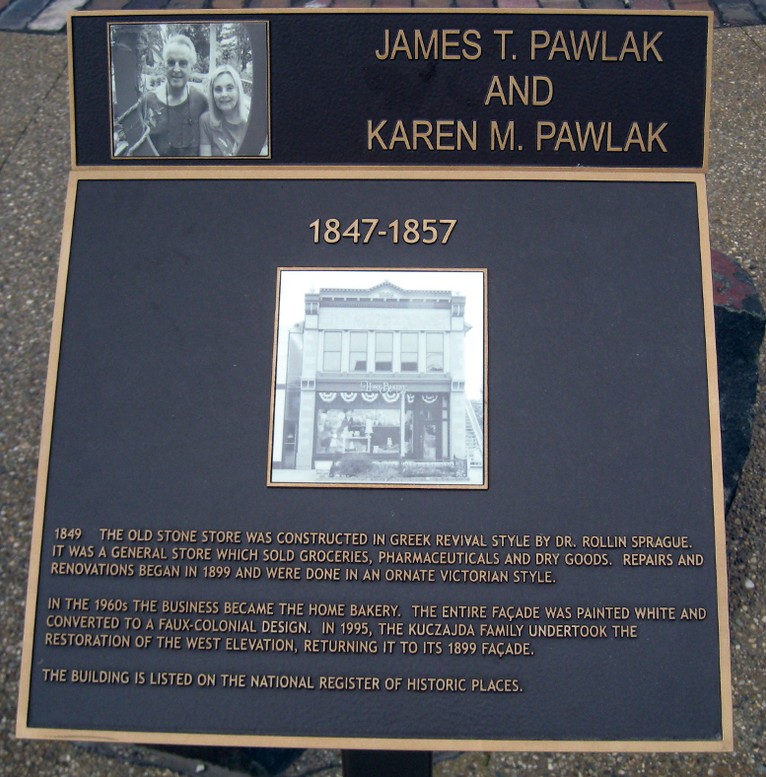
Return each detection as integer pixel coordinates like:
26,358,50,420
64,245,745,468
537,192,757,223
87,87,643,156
16,167,732,752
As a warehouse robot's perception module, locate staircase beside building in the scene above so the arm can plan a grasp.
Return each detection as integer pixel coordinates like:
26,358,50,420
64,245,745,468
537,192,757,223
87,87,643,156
465,398,483,468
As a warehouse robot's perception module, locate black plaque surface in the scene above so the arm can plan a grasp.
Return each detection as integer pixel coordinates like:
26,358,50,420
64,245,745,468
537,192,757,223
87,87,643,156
69,10,711,169
17,171,731,749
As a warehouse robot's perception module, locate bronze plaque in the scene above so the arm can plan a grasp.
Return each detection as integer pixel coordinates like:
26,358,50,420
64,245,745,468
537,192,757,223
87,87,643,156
18,11,730,752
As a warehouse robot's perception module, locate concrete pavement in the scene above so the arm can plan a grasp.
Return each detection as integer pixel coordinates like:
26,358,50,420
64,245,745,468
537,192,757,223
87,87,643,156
1,21,765,777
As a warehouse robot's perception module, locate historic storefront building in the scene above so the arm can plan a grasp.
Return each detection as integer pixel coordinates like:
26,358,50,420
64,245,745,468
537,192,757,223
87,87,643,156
274,280,481,471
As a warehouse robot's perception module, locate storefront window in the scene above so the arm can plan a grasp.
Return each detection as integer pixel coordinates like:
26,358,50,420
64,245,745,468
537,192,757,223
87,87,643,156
350,332,368,372
401,332,418,372
375,332,393,371
315,407,401,455
314,393,449,461
323,331,342,371
426,333,444,372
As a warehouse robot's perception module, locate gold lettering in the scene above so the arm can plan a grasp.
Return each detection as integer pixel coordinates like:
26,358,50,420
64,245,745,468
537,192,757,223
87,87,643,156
493,29,514,60
647,122,668,152
412,120,435,151
366,121,477,151
530,30,549,60
536,121,669,153
484,75,506,105
623,122,647,152
413,29,438,59
462,29,483,60
373,28,483,60
441,29,461,59
620,31,641,61
644,31,663,61
530,29,664,62
484,76,553,106
489,121,515,151
374,28,392,60
367,120,388,150
390,29,413,59
389,121,412,149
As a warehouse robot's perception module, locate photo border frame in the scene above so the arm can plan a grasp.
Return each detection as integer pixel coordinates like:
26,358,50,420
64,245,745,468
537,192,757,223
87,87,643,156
267,266,489,490
105,18,272,162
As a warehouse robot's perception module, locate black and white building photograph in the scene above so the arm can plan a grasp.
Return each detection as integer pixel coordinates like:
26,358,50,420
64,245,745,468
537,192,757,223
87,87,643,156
269,269,486,488
109,21,269,158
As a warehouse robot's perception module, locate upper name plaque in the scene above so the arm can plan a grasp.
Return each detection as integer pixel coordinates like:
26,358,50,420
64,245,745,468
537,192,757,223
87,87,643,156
69,10,712,169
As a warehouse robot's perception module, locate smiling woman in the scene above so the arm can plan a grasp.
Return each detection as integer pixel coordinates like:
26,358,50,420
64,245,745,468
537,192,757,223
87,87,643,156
200,64,251,157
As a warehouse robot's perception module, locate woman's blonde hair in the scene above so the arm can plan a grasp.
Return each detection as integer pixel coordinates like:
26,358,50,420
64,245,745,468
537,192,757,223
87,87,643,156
207,64,250,127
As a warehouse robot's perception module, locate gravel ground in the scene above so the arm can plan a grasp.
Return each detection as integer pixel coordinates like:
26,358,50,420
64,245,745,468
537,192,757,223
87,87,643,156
1,25,764,777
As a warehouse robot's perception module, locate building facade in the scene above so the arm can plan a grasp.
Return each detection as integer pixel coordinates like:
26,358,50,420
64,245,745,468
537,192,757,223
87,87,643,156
275,280,477,471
